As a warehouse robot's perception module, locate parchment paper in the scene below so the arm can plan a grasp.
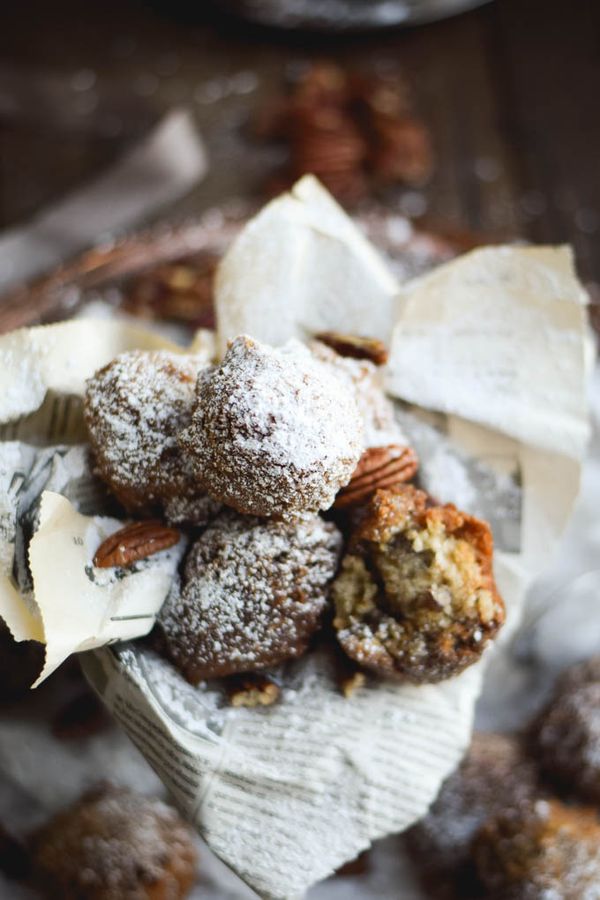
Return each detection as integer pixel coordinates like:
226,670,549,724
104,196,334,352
0,178,591,898
215,176,398,354
0,321,213,683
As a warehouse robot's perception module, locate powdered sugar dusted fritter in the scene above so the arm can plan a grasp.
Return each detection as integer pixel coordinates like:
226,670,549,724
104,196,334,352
332,484,504,682
311,339,408,449
532,657,600,803
31,784,197,900
179,335,364,519
405,732,538,899
473,798,600,899
84,350,213,517
158,510,343,683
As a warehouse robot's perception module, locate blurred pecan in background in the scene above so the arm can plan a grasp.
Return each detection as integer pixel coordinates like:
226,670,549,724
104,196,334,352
256,62,433,204
124,254,219,328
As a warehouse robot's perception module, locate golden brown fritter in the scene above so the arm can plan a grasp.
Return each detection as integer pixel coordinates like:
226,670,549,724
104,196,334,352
157,510,342,683
179,336,363,520
473,798,600,899
31,784,197,900
405,732,538,900
332,485,504,682
84,350,210,518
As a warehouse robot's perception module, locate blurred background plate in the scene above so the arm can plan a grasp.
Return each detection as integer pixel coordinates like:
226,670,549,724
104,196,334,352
208,0,492,31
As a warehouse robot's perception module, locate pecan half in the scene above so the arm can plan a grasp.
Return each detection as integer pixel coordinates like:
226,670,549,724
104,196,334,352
334,444,418,509
124,256,218,328
339,670,366,699
94,521,180,568
315,331,388,366
255,62,433,205
225,673,280,708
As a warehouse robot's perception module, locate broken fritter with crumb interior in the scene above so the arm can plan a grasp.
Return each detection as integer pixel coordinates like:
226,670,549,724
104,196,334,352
332,484,505,682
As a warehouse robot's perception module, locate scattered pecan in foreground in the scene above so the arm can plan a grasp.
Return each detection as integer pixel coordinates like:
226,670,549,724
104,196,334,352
94,521,180,568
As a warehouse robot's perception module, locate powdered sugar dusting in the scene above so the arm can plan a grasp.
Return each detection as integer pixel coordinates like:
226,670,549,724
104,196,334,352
181,336,363,518
476,800,600,899
163,490,222,527
159,510,342,681
32,785,197,896
406,732,537,883
84,350,209,511
540,684,600,770
311,340,408,449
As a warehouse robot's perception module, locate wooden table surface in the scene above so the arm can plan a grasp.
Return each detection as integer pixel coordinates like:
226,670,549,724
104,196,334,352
0,0,598,303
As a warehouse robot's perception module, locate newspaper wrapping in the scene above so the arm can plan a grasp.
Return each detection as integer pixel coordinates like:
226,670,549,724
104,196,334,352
0,177,591,898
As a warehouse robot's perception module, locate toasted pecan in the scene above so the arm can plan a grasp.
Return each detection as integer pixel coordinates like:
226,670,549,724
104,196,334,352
94,521,180,568
315,331,388,366
334,444,418,509
225,673,281,708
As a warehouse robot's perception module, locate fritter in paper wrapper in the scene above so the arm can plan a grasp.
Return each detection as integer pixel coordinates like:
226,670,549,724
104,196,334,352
156,510,343,682
83,348,211,517
332,484,505,683
179,334,363,519
0,178,591,899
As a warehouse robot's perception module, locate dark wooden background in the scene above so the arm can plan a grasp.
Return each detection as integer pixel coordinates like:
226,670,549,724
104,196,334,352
0,0,598,297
